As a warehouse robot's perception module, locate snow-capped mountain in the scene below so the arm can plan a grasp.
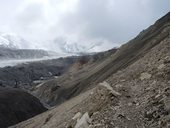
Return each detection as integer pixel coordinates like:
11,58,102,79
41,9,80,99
0,33,36,50
52,41,114,54
51,37,117,54
0,33,21,49
0,33,50,60
51,39,111,55
0,33,116,59
58,42,87,54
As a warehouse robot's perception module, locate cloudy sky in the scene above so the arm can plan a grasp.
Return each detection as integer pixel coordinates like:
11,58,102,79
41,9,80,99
0,0,169,51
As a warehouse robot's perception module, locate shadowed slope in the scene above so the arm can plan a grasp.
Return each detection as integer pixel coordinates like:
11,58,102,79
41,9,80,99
0,87,47,128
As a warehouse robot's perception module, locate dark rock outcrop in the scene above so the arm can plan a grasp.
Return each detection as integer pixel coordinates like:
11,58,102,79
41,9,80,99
0,87,47,128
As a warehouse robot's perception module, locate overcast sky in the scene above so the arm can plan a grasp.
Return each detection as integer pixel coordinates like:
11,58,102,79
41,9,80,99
0,0,169,51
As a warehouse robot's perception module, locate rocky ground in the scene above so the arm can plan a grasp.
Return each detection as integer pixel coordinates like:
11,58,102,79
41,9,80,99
89,30,170,128
10,82,116,128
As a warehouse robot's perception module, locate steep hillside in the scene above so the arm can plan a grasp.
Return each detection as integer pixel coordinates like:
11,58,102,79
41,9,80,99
33,48,117,106
88,27,170,128
0,87,47,128
33,12,170,107
11,12,170,128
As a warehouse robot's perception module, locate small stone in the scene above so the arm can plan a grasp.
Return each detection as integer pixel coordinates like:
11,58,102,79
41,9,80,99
158,64,165,70
164,96,170,111
100,81,121,96
120,79,126,82
128,102,133,106
72,112,82,120
136,103,140,106
75,112,91,128
145,87,151,91
140,72,152,80
155,94,161,99
115,84,123,89
110,122,114,125
93,123,102,127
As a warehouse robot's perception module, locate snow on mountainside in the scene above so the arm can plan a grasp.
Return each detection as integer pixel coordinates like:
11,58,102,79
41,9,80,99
0,33,50,60
0,33,24,49
54,41,115,54
57,42,88,54
0,33,116,55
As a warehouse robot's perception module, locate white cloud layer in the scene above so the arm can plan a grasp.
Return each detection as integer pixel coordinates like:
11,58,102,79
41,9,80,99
0,0,169,51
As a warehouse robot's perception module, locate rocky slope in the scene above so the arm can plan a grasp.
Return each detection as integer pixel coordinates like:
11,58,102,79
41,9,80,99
0,87,47,128
31,12,170,107
10,12,170,128
32,48,117,106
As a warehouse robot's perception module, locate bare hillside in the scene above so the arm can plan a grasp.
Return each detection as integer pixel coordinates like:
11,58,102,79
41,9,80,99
11,11,170,128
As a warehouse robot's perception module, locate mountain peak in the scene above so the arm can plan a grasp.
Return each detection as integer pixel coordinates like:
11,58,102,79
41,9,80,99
0,33,22,49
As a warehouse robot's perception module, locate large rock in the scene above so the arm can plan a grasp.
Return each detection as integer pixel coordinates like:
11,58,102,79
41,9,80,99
75,112,91,128
140,72,152,80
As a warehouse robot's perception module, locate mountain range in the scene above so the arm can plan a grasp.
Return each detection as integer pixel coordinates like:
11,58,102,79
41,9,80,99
0,33,114,56
0,33,28,49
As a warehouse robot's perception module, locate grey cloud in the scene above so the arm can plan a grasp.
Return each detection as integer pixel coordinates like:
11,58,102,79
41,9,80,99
0,0,169,51
57,0,170,48
16,3,45,26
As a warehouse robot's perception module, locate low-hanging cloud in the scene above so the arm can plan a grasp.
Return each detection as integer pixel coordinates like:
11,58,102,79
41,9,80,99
0,0,169,51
